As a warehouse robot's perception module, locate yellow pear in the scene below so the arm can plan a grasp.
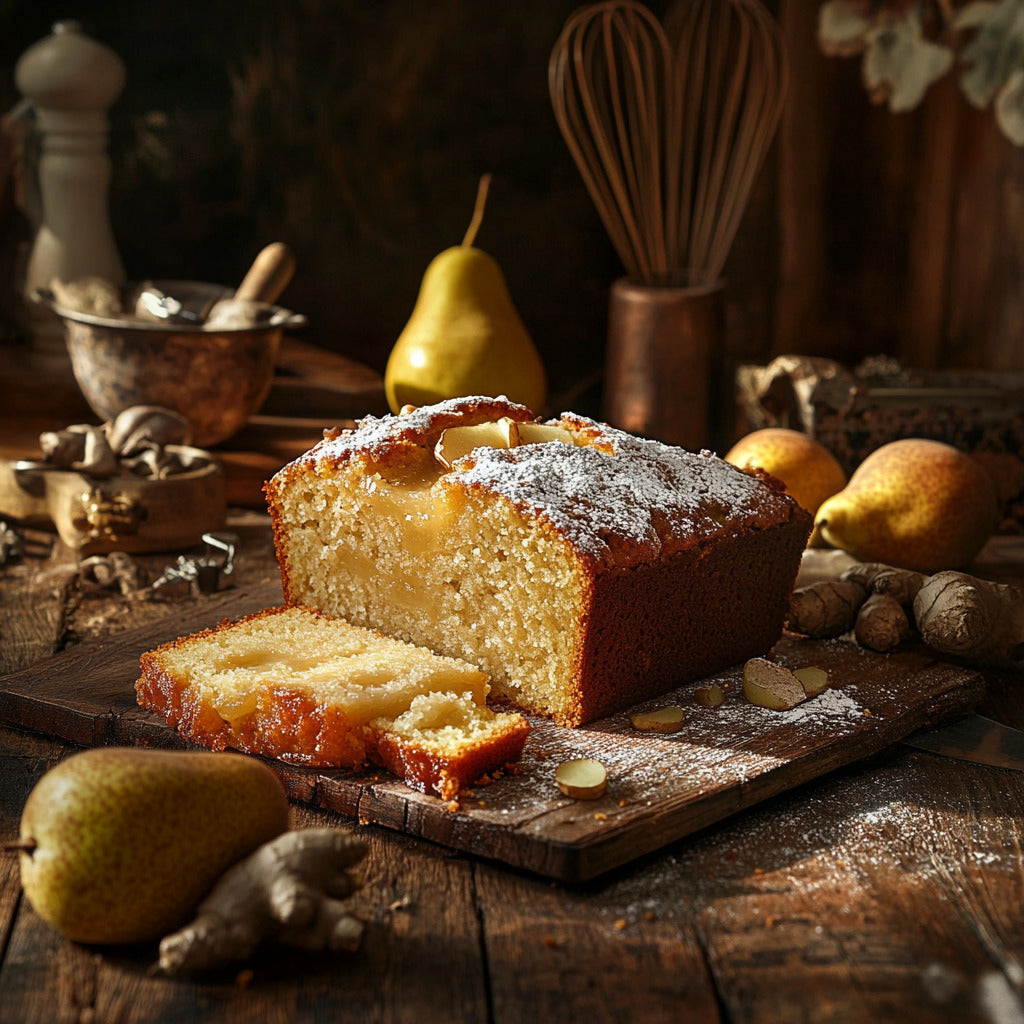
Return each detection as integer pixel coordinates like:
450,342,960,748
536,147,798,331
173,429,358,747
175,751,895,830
814,438,999,573
13,748,289,944
724,427,846,516
384,175,546,413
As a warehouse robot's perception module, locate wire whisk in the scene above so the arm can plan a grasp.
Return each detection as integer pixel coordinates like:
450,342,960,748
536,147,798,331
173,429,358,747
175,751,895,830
549,0,788,289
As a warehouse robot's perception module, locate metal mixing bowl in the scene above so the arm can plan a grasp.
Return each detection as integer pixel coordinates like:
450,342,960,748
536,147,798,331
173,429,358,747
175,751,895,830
35,279,306,447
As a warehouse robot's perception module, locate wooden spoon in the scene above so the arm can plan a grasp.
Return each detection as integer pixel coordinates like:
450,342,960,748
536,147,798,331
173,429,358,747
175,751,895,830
233,242,295,304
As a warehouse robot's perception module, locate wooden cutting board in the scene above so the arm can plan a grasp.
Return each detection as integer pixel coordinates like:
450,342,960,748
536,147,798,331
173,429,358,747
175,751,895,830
0,579,984,883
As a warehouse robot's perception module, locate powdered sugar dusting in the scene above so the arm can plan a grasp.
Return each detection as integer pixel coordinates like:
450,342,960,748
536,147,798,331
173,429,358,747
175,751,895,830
290,396,536,465
275,395,804,562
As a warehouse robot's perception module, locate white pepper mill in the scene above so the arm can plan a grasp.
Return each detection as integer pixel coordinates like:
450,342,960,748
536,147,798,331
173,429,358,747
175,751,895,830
15,20,126,306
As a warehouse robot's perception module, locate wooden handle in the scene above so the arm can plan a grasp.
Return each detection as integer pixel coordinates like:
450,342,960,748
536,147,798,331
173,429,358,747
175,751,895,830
234,242,296,303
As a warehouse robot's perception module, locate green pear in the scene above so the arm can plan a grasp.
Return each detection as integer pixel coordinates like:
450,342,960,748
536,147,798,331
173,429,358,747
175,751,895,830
814,438,998,573
385,175,547,414
13,747,289,944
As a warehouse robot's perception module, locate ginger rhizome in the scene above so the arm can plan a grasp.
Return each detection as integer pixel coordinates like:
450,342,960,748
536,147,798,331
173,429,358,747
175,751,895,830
787,579,868,638
158,828,368,975
788,562,1024,662
914,571,1024,661
854,593,910,653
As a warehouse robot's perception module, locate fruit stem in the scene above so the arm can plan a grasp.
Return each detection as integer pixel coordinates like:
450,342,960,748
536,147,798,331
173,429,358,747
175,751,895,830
461,174,492,248
1,838,36,855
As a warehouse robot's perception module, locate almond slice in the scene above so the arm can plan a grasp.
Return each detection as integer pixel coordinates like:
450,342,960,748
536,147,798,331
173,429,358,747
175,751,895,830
630,705,685,732
434,419,519,469
742,657,807,711
555,758,607,799
794,665,830,697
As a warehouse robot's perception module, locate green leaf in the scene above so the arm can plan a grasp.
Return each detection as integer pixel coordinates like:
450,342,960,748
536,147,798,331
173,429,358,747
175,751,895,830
953,2,1000,31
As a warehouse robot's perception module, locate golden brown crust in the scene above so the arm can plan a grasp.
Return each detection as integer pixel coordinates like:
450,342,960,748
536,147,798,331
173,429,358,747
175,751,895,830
373,722,531,801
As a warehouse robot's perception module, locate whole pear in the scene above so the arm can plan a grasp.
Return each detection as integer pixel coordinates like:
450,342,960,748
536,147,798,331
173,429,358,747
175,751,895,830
384,175,546,413
14,747,289,944
814,438,998,573
724,427,847,532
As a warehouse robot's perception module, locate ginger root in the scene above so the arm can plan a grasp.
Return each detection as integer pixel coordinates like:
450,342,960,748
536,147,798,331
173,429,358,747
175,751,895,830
839,562,927,605
787,579,868,637
158,828,368,975
913,571,1024,661
789,561,1024,663
854,592,910,653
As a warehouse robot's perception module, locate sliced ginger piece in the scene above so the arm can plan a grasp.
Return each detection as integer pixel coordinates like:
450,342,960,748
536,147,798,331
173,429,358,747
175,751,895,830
793,665,829,697
630,705,685,733
696,683,726,708
742,658,807,711
555,758,607,799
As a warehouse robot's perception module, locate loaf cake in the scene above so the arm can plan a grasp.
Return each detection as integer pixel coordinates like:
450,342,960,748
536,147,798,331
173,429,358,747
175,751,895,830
265,396,813,727
135,605,530,799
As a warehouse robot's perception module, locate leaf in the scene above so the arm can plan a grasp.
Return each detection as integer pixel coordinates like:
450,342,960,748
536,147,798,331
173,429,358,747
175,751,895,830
953,2,1000,30
862,11,955,111
995,66,1024,142
819,0,873,56
958,0,1024,108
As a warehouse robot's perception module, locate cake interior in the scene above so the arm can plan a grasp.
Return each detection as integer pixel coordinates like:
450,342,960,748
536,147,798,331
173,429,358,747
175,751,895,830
182,604,488,728
279,437,590,723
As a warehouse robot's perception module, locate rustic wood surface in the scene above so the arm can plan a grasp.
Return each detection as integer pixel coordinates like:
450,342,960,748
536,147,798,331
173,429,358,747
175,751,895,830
0,584,987,882
2,515,1024,1022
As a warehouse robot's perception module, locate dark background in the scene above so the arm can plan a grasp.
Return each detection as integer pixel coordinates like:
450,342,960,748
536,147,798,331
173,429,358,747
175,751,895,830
1,1,1022,425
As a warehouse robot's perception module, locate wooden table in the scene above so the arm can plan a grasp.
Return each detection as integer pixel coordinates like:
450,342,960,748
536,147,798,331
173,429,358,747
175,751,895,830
3,352,1024,1022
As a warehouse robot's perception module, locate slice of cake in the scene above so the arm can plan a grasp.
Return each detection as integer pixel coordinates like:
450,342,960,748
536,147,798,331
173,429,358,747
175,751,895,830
265,396,813,727
135,606,530,799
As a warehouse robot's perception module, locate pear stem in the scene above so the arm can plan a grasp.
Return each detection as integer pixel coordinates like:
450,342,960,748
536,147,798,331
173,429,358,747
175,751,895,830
1,837,36,855
461,174,492,248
